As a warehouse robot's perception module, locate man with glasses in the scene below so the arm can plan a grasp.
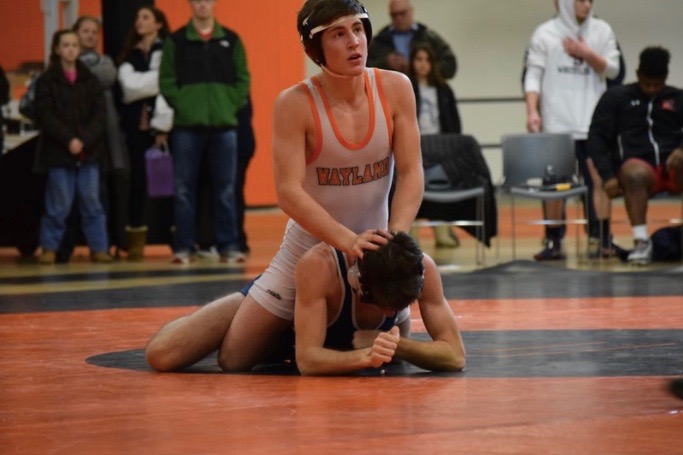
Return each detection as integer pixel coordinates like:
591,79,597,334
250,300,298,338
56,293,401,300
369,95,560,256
159,0,250,264
367,0,457,79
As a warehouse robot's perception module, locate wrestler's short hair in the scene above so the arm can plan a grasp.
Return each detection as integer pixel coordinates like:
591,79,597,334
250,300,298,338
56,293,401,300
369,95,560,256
637,46,670,78
357,231,425,312
297,0,372,66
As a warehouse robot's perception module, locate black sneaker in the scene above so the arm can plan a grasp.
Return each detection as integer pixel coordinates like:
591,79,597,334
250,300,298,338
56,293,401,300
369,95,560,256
589,242,621,259
533,239,566,261
671,378,683,400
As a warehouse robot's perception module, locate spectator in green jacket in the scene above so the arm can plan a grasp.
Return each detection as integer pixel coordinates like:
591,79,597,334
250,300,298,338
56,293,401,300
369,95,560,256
159,0,250,264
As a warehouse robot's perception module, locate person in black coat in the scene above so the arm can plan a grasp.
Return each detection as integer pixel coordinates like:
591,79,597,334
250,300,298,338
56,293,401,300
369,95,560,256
56,16,132,263
367,0,457,80
33,30,111,264
409,44,461,136
408,43,463,248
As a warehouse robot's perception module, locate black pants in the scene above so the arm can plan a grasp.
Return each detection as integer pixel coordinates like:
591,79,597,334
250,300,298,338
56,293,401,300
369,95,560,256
127,130,154,228
545,140,599,240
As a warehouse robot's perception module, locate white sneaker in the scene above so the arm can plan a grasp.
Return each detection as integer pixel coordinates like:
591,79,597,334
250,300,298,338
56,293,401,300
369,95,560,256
220,250,247,264
627,238,653,265
171,252,194,265
197,246,219,261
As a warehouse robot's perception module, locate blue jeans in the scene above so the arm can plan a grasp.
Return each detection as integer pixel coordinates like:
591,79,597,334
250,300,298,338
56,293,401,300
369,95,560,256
40,164,108,252
171,127,238,254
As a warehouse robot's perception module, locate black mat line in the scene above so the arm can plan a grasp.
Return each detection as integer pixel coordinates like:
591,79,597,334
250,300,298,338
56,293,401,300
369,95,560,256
469,260,683,276
4,259,680,288
86,330,683,378
0,279,253,314
440,260,683,300
0,265,247,286
2,261,681,314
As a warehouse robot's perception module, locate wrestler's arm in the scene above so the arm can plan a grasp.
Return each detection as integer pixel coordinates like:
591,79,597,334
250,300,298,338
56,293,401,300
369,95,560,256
272,86,388,258
379,70,424,233
393,255,466,372
294,246,398,376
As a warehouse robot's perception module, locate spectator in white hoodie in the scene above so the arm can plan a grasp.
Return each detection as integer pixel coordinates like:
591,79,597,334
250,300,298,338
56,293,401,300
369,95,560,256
523,0,620,260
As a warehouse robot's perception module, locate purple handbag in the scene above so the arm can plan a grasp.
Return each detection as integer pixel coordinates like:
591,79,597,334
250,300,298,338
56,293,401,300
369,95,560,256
144,144,174,198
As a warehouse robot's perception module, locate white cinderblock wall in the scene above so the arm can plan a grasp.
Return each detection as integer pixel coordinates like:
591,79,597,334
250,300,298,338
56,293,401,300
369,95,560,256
307,0,683,183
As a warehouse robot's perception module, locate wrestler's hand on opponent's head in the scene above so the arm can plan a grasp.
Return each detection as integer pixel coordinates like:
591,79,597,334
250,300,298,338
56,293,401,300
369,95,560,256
347,229,394,259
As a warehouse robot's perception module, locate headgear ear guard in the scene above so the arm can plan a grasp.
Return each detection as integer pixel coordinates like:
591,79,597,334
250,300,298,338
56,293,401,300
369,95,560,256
298,0,373,66
347,261,374,303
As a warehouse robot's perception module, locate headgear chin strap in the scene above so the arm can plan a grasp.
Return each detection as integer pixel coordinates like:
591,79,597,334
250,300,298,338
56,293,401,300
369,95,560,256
321,63,355,79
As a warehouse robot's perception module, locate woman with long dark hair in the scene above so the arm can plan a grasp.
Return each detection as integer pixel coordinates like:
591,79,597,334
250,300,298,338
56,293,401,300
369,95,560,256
408,43,461,136
117,6,172,261
408,43,463,248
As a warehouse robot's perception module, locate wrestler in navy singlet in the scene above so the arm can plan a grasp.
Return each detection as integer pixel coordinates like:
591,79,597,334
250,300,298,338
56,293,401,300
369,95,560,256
324,248,397,350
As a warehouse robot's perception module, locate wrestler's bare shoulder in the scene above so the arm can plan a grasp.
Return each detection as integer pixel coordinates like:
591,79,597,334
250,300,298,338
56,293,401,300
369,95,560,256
375,69,411,92
274,83,310,112
297,243,339,286
373,69,413,109
422,252,438,273
300,242,336,266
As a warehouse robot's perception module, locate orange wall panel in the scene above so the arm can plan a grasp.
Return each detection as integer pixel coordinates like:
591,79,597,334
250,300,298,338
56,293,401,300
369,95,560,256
0,0,304,207
0,4,43,71
0,0,101,70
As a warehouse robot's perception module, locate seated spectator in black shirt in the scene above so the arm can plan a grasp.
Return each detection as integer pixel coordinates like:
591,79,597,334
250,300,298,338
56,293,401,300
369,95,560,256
588,47,683,265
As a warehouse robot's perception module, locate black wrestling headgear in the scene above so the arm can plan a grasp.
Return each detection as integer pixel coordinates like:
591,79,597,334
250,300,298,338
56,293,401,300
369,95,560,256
297,0,372,66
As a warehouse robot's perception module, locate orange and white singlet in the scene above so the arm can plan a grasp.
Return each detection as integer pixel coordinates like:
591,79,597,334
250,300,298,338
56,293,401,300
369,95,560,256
302,67,394,233
248,68,395,320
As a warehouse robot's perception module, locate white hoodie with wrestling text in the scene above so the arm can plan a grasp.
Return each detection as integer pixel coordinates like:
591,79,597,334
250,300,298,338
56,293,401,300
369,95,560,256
524,0,620,139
